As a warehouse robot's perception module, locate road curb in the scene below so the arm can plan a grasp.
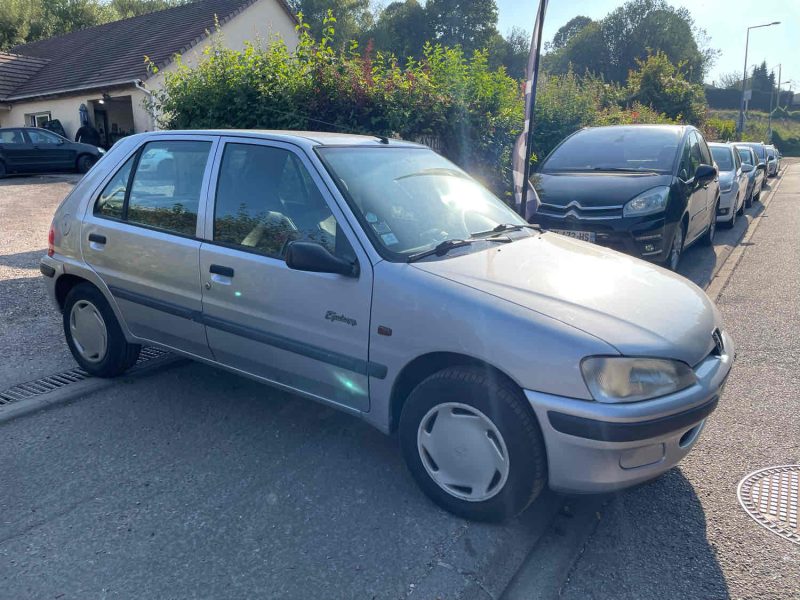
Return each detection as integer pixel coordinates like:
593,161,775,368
706,168,787,301
0,356,184,427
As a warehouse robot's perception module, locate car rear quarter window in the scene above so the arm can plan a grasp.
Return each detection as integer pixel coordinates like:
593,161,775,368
95,154,135,219
213,142,348,260
0,130,24,144
126,140,211,237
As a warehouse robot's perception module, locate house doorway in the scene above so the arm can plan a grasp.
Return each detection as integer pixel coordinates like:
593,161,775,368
90,94,135,148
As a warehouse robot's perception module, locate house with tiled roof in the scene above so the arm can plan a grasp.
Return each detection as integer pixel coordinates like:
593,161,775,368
0,0,298,146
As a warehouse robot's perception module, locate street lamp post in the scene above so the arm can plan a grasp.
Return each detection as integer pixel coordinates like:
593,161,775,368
768,64,781,141
737,21,781,138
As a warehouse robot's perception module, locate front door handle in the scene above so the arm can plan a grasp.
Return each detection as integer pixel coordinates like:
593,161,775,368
209,264,234,278
88,233,106,244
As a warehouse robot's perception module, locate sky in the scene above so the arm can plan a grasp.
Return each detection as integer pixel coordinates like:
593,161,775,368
496,0,800,92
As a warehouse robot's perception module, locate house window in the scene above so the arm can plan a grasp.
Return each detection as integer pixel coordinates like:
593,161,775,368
26,112,51,128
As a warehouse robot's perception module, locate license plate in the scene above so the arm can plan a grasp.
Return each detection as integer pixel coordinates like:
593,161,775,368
550,229,596,243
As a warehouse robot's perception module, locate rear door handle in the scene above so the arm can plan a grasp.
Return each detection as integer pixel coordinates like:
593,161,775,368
209,264,234,278
88,233,106,244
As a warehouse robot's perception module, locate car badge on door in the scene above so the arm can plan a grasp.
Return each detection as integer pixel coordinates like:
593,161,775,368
326,311,357,327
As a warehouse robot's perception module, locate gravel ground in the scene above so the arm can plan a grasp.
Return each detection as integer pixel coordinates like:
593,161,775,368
558,162,800,600
0,174,82,388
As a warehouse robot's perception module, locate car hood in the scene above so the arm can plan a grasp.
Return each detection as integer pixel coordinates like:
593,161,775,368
412,233,719,366
533,171,673,209
74,142,102,155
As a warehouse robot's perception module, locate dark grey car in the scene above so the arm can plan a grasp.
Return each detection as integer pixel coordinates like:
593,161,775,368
0,127,104,177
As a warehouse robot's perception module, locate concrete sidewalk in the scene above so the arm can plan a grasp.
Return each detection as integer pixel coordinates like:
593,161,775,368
517,162,800,600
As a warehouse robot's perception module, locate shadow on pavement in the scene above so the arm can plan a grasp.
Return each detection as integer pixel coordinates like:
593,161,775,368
0,248,47,270
560,469,728,600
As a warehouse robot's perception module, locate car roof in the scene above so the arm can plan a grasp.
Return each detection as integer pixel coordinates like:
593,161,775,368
134,129,427,149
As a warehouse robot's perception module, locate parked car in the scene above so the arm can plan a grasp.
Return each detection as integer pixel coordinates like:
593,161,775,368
709,142,748,228
738,142,769,191
0,127,104,178
529,125,720,271
734,144,765,206
41,131,734,522
765,144,779,177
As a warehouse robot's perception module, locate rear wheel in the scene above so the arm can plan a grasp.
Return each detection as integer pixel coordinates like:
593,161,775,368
63,282,140,377
399,365,547,522
76,154,96,174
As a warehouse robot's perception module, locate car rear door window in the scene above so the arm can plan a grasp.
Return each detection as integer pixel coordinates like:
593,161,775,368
126,140,211,236
213,143,348,260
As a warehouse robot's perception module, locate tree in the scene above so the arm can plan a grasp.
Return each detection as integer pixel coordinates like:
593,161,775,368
549,15,592,51
288,0,371,44
718,71,743,90
425,0,498,56
110,0,188,18
544,0,716,85
750,61,775,94
361,0,429,60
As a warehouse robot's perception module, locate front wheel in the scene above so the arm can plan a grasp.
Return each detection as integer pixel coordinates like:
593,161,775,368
399,366,547,522
702,206,717,246
725,200,737,229
666,224,684,271
63,282,140,377
76,154,96,174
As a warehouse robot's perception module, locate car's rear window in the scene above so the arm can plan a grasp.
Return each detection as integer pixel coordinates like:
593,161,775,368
711,146,733,171
540,127,680,173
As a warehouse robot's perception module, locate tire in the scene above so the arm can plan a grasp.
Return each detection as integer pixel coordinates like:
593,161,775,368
736,194,745,216
399,365,547,522
665,223,684,271
76,154,96,174
63,282,140,377
745,186,753,209
702,204,717,246
725,198,737,229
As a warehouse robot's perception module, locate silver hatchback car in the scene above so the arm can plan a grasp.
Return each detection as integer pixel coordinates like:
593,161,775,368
41,131,734,521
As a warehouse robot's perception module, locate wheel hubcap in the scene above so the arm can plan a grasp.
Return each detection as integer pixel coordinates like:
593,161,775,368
417,402,510,502
69,300,107,363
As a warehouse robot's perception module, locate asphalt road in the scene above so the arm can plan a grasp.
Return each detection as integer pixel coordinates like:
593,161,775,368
1,165,797,599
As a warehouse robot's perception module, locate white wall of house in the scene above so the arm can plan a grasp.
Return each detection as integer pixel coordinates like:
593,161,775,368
1,0,298,139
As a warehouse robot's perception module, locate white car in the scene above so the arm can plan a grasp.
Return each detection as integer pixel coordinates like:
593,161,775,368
709,142,749,228
41,130,734,521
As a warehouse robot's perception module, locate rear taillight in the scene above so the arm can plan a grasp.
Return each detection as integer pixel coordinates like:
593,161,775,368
47,225,55,257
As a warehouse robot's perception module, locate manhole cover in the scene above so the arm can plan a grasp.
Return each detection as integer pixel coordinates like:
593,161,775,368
738,465,800,545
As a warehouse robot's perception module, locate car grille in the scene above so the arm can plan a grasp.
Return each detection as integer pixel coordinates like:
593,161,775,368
535,200,624,220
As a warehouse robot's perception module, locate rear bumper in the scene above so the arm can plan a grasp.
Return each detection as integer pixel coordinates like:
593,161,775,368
525,330,734,494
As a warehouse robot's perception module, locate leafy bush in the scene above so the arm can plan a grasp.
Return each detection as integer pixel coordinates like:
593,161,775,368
703,117,736,142
625,51,706,124
151,13,523,199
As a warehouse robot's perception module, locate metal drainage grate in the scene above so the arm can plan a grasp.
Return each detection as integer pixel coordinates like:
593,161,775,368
738,465,800,545
0,346,170,407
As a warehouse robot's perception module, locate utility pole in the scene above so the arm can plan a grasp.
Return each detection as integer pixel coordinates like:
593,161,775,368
737,22,781,138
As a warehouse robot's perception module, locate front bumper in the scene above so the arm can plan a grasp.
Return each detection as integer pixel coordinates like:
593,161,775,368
531,214,676,264
525,330,734,494
716,187,737,222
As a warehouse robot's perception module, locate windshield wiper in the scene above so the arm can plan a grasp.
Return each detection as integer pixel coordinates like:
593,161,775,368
407,239,473,262
590,166,659,173
471,223,541,238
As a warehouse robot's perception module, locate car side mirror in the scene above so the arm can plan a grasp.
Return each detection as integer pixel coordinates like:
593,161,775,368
695,163,716,183
285,241,359,277
741,163,754,173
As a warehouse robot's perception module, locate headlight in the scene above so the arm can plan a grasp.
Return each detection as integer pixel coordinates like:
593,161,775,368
580,356,697,403
719,179,733,193
623,186,670,217
97,147,106,154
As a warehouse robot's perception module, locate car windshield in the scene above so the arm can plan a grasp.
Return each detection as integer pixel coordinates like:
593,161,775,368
317,147,528,260
736,148,753,165
540,126,680,173
748,144,766,160
711,146,733,171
